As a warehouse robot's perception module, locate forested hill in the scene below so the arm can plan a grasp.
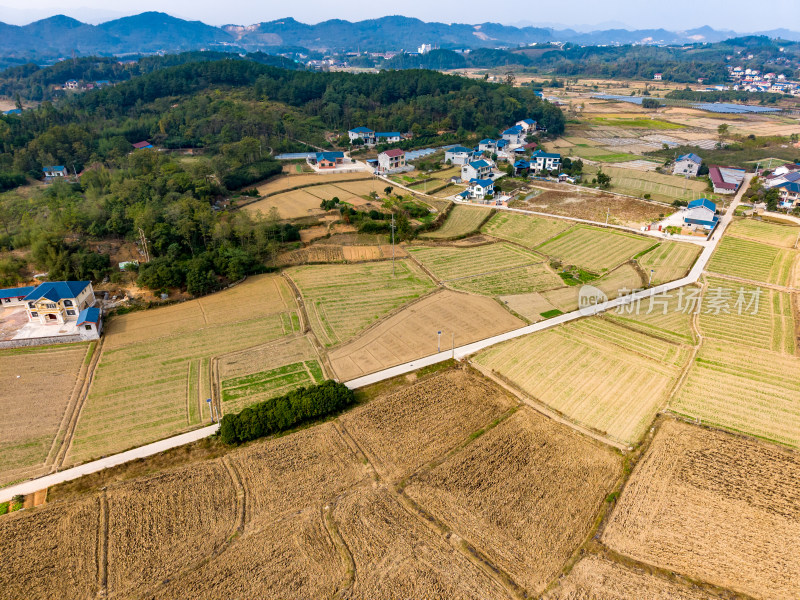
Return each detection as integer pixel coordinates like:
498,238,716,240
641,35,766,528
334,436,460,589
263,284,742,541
0,60,563,294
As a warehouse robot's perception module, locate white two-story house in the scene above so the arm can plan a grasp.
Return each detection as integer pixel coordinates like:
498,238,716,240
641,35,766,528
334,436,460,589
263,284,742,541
461,159,494,182
673,153,702,177
530,150,561,172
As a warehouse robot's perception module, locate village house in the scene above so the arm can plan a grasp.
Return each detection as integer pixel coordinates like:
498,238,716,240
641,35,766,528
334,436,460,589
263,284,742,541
132,141,154,150
515,118,537,132
708,166,745,194
777,182,800,207
764,169,800,189
310,151,346,169
76,306,103,338
673,153,703,177
0,281,98,327
461,159,494,182
375,132,403,144
501,125,525,146
444,146,475,165
513,159,530,176
530,150,562,172
0,286,35,307
458,178,495,202
377,148,406,173
42,166,68,182
683,198,719,230
478,139,497,154
64,79,80,90
348,127,376,145
653,73,663,81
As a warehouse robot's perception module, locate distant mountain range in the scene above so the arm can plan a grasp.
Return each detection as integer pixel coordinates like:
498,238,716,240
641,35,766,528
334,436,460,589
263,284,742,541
1,12,799,62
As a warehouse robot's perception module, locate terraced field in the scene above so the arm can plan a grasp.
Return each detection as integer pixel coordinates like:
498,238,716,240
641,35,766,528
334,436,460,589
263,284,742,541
728,218,800,248
408,243,561,296
289,260,434,347
698,277,794,353
670,340,800,447
474,318,689,444
636,241,701,285
420,205,492,239
481,212,572,248
706,236,796,285
536,225,654,273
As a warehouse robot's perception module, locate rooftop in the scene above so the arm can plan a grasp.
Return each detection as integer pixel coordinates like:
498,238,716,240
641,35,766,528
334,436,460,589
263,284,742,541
468,159,491,169
678,153,703,164
349,126,374,133
381,148,405,158
24,281,90,303
0,286,35,300
469,178,495,187
687,198,717,212
77,306,101,326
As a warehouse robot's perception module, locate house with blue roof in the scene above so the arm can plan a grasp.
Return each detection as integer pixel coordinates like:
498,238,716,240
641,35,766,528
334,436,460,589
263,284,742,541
348,127,376,145
311,151,346,169
513,160,530,176
42,166,68,181
0,286,36,307
459,178,495,202
516,118,537,132
501,125,525,145
3,108,22,116
77,306,103,338
375,132,403,144
478,139,497,154
445,146,475,165
683,199,719,230
777,181,800,207
530,150,561,172
20,281,96,325
462,159,494,182
673,153,703,177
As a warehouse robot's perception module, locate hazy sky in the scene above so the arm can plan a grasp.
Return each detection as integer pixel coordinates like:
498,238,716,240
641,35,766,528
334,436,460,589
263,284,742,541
0,0,795,30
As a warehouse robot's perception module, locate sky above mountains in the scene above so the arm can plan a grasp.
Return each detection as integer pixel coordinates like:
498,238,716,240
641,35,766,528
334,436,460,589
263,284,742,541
0,0,793,31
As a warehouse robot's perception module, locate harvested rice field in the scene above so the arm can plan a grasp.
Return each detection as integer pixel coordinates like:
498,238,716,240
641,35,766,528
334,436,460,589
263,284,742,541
481,211,572,248
728,217,800,248
607,286,697,345
706,236,796,285
534,263,644,315
636,241,701,285
288,260,434,347
409,243,562,296
536,225,655,273
405,408,621,596
542,555,715,600
603,419,800,600
340,369,516,481
419,205,492,239
474,318,689,444
254,172,370,197
329,289,524,380
670,339,800,447
584,164,717,205
0,344,89,486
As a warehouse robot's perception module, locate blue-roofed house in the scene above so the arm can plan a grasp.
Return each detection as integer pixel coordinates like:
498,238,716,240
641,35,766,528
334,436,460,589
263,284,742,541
463,178,495,201
496,139,509,150
683,199,718,230
478,139,497,154
23,281,96,325
375,132,403,144
673,153,703,177
0,286,36,307
530,150,561,172
444,146,474,165
76,306,103,338
461,159,494,182
501,125,525,145
348,126,375,145
42,166,68,181
777,181,800,207
95,80,112,88
513,160,530,176
312,151,345,169
516,118,537,132
3,108,22,116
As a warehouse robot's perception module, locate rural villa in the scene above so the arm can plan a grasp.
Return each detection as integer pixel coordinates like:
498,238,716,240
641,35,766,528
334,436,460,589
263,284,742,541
673,153,703,177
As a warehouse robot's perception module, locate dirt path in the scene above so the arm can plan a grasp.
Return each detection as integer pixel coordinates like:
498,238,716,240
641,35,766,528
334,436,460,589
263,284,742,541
96,489,109,599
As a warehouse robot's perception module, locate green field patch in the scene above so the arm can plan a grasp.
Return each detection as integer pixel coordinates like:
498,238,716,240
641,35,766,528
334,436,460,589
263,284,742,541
221,361,321,403
707,236,796,286
727,218,800,248
421,205,493,240
536,225,653,273
540,309,563,319
588,117,686,130
481,212,572,248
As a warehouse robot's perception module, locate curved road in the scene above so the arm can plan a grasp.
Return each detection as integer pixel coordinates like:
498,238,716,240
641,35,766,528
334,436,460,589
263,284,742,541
0,178,748,503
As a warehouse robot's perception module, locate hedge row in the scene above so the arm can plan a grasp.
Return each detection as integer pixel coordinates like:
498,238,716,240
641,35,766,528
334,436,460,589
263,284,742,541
219,380,355,444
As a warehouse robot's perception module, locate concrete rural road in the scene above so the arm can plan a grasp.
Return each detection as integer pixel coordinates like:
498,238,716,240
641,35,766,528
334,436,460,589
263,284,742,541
0,179,747,503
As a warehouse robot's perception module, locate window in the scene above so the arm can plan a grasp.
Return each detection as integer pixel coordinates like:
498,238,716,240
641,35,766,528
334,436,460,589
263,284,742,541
66,310,75,316
85,325,92,331
63,300,73,307
30,312,38,317
46,303,56,309
28,302,35,308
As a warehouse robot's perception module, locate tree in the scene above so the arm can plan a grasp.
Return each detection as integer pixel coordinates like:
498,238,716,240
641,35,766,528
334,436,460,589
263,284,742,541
764,187,779,212
384,186,393,196
596,169,612,189
718,123,730,138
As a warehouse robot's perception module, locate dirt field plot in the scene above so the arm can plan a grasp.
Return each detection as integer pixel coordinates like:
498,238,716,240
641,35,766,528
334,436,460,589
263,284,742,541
244,188,326,219
670,340,800,447
420,205,492,239
106,461,238,596
329,290,524,380
341,245,382,261
405,408,621,595
0,497,100,599
409,243,561,296
537,225,654,273
334,488,508,599
340,369,516,481
728,218,800,248
155,509,346,599
0,344,88,485
585,165,717,204
603,419,800,600
255,172,369,196
218,335,317,381
699,277,794,353
706,236,796,285
475,318,688,444
275,244,345,266
511,186,667,228
229,422,367,521
539,263,645,314
481,211,572,248
636,241,701,284
542,555,715,600
289,260,434,347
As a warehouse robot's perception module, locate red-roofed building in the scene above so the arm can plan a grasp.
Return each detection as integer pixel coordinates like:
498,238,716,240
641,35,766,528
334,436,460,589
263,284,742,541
132,141,153,150
708,165,745,194
377,148,406,173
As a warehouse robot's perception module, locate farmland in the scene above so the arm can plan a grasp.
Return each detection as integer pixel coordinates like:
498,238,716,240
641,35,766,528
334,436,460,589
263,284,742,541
474,318,689,444
67,275,300,464
706,236,796,285
340,369,516,481
481,211,572,248
583,164,719,205
246,175,380,219
0,344,89,486
607,286,697,345
698,277,794,353
408,243,562,296
220,359,325,412
636,241,701,285
727,218,800,248
405,408,621,595
670,340,800,447
603,419,800,600
536,225,655,273
329,289,524,380
288,260,434,347
542,555,715,600
420,205,492,239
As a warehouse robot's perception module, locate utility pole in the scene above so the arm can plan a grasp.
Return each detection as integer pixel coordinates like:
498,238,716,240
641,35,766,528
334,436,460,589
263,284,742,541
605,208,610,225
452,332,455,359
391,213,396,277
648,269,654,286
437,330,442,352
138,227,150,262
